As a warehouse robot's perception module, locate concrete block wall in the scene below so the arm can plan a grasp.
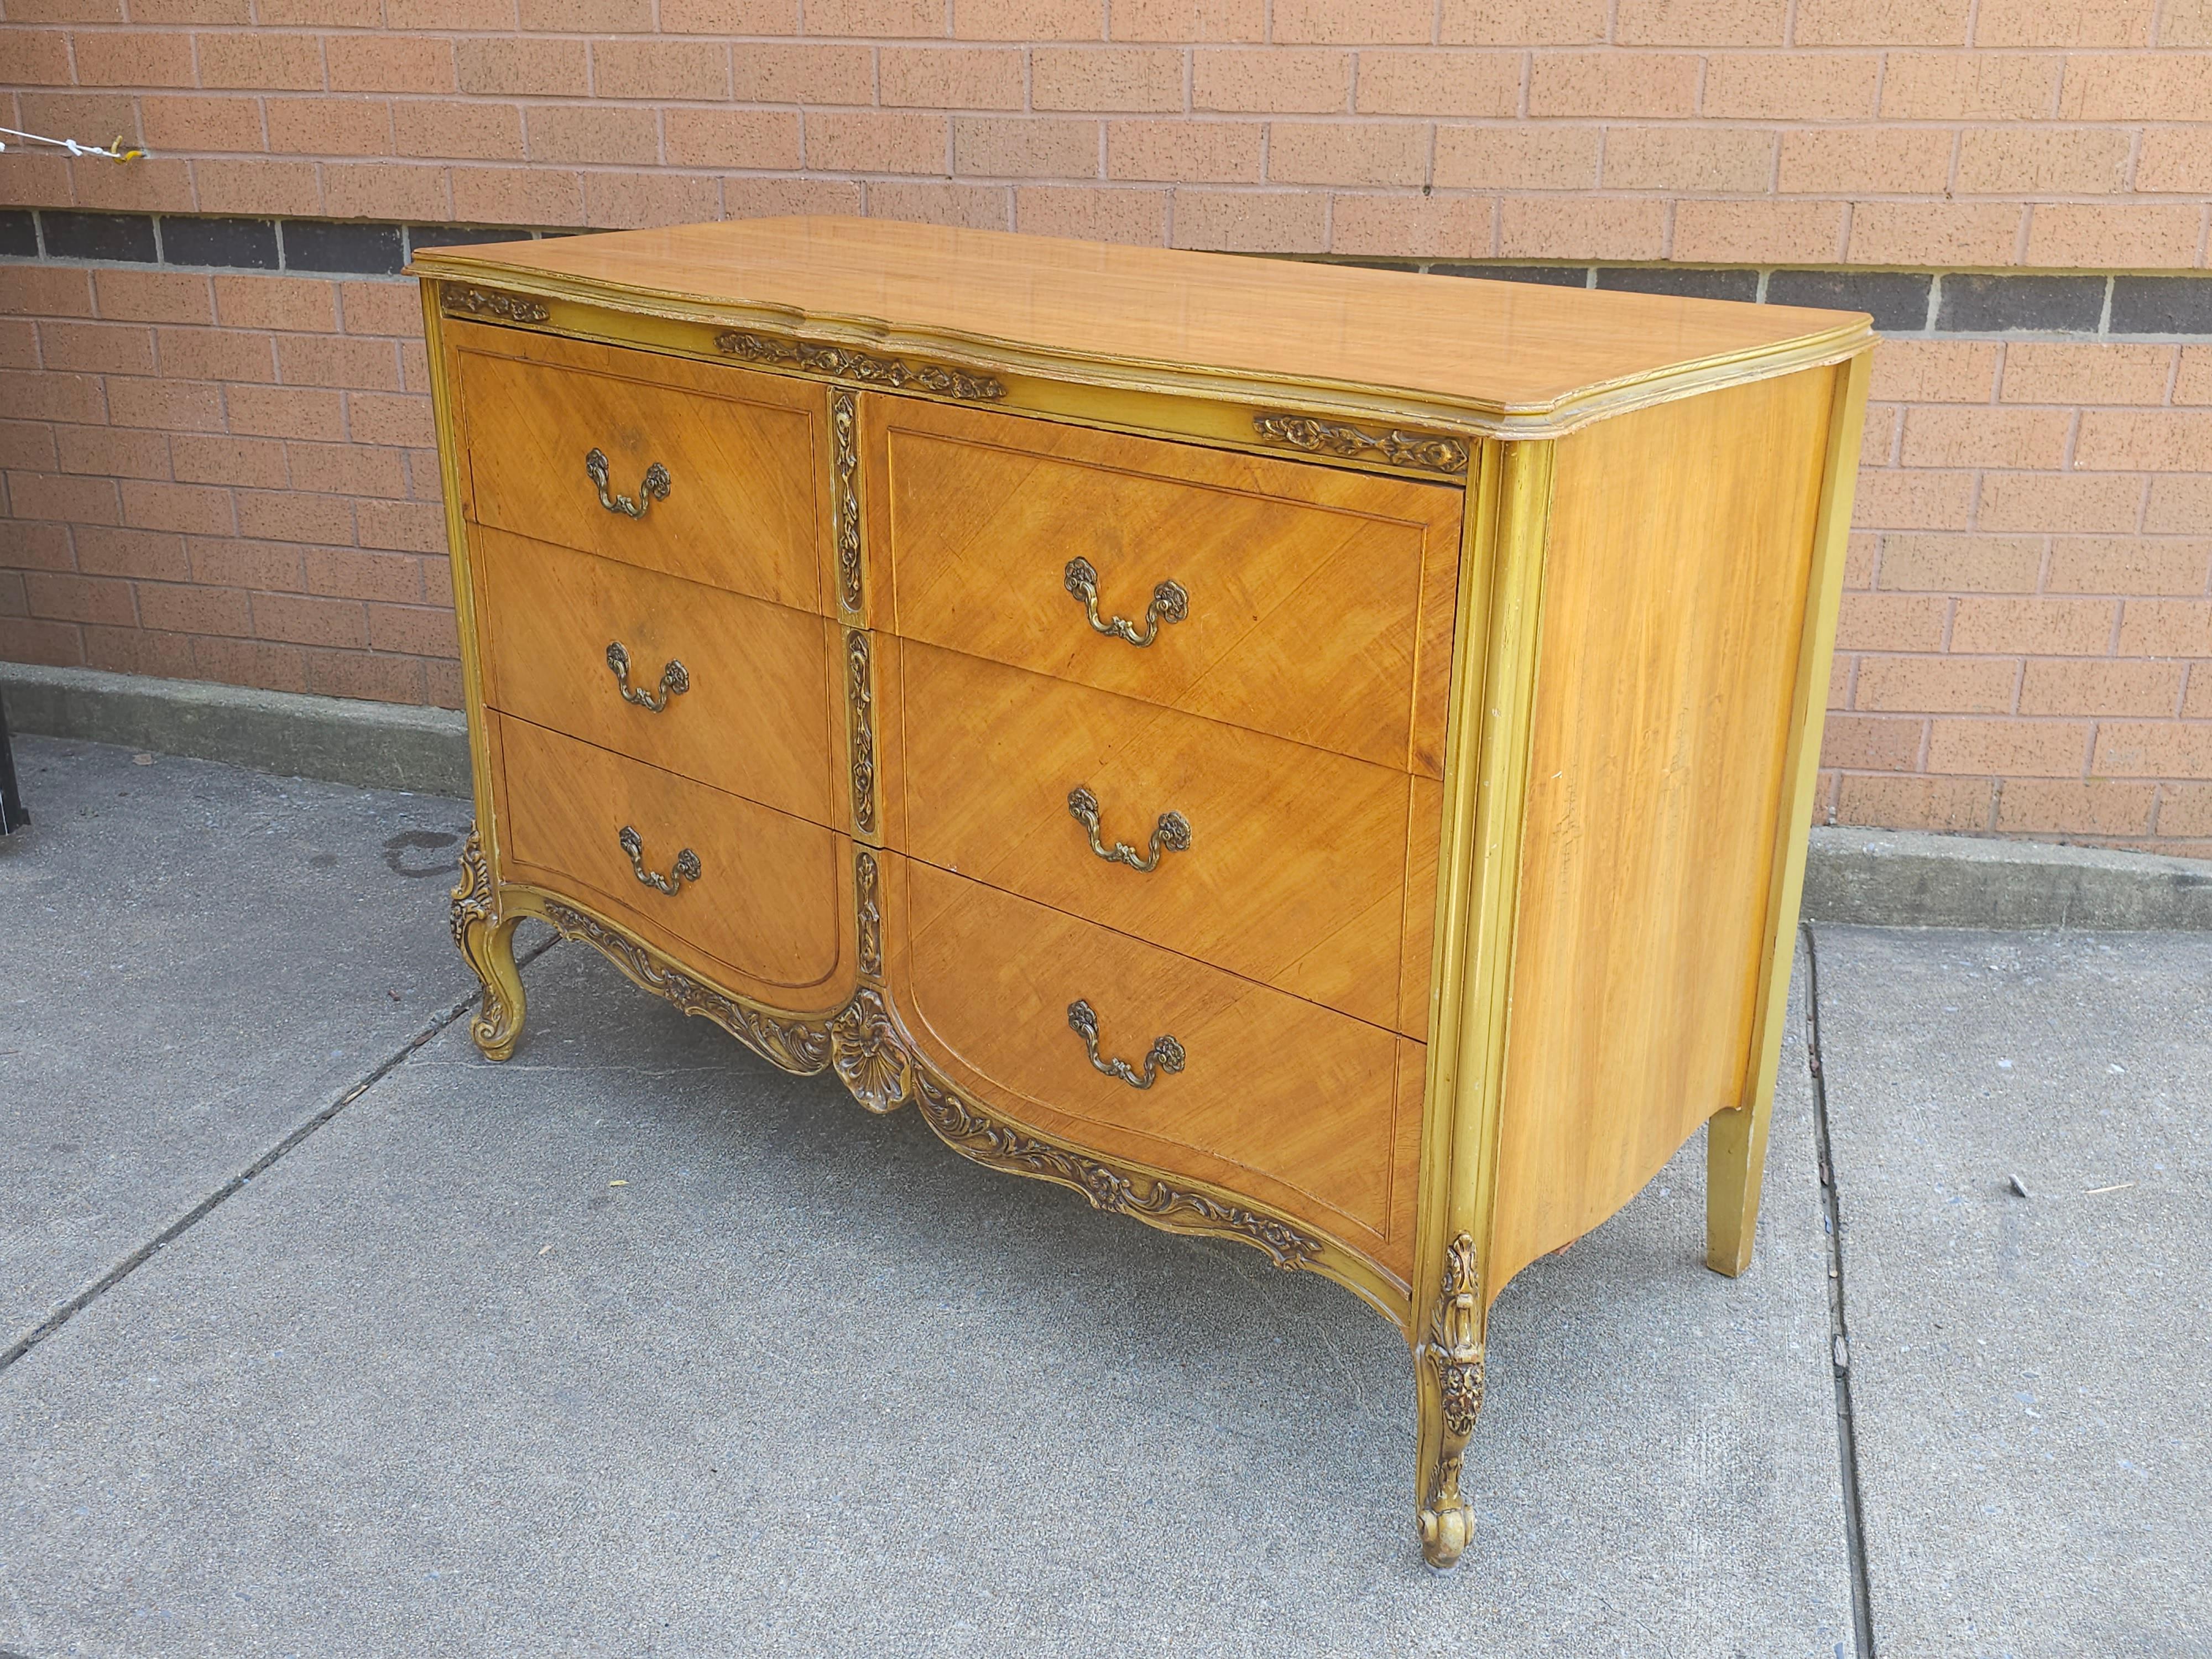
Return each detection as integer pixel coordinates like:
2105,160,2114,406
1,1,2208,852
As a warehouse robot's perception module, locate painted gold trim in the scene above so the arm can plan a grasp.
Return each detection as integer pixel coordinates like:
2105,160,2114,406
718,331,1008,401
411,249,1868,443
1707,349,1874,1277
1410,435,1556,1568
420,283,511,1052
441,284,549,324
1253,413,1469,476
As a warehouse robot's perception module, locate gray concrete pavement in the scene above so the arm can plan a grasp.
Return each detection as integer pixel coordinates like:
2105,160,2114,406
0,735,2201,1654
1814,928,2211,1659
0,737,479,1352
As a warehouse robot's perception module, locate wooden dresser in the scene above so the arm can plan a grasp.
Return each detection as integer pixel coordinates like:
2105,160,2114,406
416,218,1871,1568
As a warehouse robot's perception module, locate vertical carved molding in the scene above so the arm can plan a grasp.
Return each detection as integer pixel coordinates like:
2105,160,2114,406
855,848,883,978
831,387,862,614
846,628,877,837
1417,1230,1485,1568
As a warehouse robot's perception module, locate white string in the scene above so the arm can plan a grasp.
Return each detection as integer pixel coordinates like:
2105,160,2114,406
0,126,145,162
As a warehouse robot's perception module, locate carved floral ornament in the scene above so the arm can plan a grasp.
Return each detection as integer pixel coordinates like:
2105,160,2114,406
455,845,1327,1279
831,388,863,613
1415,1229,1485,1566
1251,412,1470,476
845,629,877,836
441,285,549,324
717,332,1006,401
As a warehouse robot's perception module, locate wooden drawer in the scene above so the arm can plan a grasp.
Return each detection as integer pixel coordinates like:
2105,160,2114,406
883,638,1434,1037
451,323,833,614
471,525,843,830
885,854,1421,1264
868,395,1464,776
488,713,854,1009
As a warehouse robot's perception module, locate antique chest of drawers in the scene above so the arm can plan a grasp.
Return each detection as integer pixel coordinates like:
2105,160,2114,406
416,217,1871,1568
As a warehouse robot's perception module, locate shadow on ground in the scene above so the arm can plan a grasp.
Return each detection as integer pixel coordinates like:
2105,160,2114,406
3,737,2200,1655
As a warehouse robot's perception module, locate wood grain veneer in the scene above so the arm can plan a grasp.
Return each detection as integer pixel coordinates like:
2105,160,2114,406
453,323,832,614
871,395,1463,776
1486,367,1839,1297
471,526,844,831
888,853,1418,1262
488,713,853,1007
426,217,1873,1572
416,216,1863,434
880,638,1429,1038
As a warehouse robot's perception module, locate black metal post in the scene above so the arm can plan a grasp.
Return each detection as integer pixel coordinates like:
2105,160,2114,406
0,688,29,836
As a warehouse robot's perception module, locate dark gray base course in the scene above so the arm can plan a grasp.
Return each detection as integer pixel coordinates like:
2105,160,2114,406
2,661,469,800
12,206,2212,341
7,659,2209,931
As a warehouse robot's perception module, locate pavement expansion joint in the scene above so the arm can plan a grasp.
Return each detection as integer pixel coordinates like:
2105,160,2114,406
1805,924,1878,1659
0,935,556,1377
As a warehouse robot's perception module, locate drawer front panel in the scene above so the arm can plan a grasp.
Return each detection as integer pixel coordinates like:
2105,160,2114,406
490,713,852,1006
472,525,842,830
869,397,1464,776
888,639,1428,1037
453,324,831,613
889,855,1418,1254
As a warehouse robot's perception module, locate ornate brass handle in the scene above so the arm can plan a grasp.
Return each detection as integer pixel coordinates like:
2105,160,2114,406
1067,786,1191,873
618,825,701,895
605,641,688,712
1067,999,1184,1089
585,448,671,519
1063,557,1187,647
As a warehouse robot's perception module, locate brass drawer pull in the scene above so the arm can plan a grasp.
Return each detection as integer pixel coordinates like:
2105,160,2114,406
585,447,671,519
1067,786,1191,873
618,825,701,895
1067,999,1185,1089
604,641,688,712
1063,557,1187,647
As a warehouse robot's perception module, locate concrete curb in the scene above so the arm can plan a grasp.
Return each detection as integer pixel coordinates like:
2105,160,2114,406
1,662,471,800
6,660,2208,930
1803,825,2212,931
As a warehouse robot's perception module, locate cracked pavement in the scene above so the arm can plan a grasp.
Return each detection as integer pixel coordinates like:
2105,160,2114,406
1,735,2203,1657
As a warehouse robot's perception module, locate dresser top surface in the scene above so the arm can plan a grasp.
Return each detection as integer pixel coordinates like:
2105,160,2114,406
413,216,1868,421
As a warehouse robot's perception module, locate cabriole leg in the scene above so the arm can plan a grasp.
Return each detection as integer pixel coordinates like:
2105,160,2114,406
458,912,526,1060
450,827,526,1061
1414,1230,1484,1569
1705,1100,1771,1277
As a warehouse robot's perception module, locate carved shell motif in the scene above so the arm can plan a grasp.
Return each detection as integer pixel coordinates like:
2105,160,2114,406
828,986,913,1113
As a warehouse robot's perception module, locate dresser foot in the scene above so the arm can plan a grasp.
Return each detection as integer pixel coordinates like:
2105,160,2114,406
451,827,526,1061
1414,1230,1484,1570
1705,1103,1768,1277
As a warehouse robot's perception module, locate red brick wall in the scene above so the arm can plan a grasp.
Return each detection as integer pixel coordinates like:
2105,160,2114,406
1844,338,2211,849
2,3,2209,852
1,261,455,705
